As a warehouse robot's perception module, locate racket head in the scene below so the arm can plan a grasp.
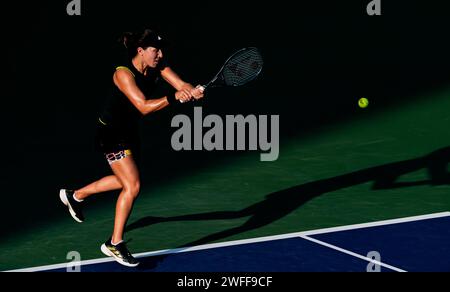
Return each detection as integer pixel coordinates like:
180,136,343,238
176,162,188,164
205,47,264,89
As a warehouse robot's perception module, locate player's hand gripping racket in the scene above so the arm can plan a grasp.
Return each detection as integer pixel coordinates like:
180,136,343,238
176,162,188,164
198,47,264,93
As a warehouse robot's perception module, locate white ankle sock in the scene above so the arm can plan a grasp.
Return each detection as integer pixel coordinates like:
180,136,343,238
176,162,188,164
73,193,84,203
111,240,124,246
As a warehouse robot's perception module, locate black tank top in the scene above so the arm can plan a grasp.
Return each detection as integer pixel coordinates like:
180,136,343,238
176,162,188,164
99,59,167,131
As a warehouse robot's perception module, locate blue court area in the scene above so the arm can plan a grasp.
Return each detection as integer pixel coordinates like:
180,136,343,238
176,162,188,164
40,213,450,272
311,216,450,272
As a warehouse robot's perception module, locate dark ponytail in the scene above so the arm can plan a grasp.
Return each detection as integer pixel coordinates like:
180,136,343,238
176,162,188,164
119,29,167,57
120,31,139,57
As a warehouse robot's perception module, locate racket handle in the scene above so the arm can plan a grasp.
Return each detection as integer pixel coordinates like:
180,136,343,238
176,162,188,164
179,85,206,103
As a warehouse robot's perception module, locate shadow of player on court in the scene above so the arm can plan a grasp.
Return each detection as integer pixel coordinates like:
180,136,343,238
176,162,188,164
126,146,450,249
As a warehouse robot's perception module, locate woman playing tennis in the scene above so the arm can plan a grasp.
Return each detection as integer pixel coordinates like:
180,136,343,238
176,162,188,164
59,28,204,267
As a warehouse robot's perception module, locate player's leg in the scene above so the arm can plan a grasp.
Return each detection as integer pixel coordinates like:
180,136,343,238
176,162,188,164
74,175,123,200
59,175,123,223
101,154,141,267
109,155,140,243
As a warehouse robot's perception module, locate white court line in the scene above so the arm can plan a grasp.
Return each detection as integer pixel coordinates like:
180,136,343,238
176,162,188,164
5,211,450,272
301,211,450,236
299,235,407,272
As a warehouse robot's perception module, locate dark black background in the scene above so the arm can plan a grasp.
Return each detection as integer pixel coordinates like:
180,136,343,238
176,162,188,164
1,1,449,236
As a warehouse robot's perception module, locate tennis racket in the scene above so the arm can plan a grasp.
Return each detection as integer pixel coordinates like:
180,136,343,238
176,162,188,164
199,47,264,92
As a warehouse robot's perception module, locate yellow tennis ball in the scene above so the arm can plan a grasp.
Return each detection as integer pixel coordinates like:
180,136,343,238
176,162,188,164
358,98,369,108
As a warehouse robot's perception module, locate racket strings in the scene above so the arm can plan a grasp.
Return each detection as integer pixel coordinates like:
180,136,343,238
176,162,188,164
222,48,263,86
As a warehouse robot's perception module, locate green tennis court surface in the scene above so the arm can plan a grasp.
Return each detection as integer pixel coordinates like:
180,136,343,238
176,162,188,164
2,87,450,271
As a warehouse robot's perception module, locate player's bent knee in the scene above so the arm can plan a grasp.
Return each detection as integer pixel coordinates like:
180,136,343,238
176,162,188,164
123,181,140,198
132,181,141,197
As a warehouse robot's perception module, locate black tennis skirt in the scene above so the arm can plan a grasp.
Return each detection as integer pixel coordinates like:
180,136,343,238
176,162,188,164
94,118,141,162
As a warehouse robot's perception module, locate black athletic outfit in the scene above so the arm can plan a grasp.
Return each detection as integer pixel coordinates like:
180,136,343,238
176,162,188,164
95,59,167,163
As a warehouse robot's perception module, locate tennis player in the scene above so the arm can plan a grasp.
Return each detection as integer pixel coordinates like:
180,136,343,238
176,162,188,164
59,28,204,267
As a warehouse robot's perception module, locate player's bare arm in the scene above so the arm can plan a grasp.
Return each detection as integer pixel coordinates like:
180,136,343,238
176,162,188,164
113,68,192,115
161,67,204,100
